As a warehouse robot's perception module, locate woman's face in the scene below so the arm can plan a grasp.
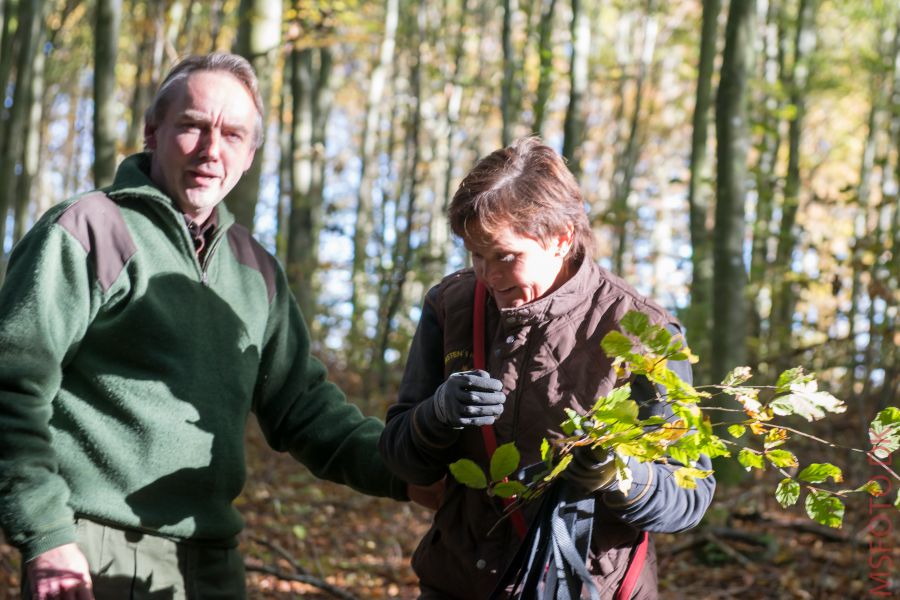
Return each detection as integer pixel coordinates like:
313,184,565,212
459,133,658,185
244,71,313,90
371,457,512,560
465,223,574,309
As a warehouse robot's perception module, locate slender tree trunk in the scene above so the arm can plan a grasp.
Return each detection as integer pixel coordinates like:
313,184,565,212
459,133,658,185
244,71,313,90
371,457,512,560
0,0,44,259
125,8,156,155
227,0,282,230
210,0,225,50
501,0,518,145
748,0,785,370
686,0,720,370
375,3,425,394
12,33,45,242
532,0,557,136
611,2,658,275
561,0,589,179
848,69,883,392
771,0,817,373
93,0,121,188
427,0,469,287
349,0,399,364
285,46,331,324
0,0,17,146
712,0,755,382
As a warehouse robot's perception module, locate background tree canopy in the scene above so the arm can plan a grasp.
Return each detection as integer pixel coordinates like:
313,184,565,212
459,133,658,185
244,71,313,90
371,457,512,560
0,0,897,596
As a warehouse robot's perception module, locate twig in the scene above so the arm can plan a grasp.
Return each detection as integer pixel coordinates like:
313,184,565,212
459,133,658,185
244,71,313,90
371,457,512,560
248,535,310,575
244,563,359,600
700,532,756,568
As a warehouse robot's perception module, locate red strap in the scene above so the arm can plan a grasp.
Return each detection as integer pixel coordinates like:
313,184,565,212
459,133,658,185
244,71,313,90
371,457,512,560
615,531,649,600
473,280,528,540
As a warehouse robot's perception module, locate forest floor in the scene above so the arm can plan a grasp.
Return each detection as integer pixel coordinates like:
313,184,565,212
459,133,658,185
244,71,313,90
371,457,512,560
1,413,897,599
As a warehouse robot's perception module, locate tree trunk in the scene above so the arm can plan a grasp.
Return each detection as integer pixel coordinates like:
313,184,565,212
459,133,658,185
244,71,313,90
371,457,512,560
0,0,17,147
285,45,332,325
611,2,658,275
93,0,122,188
748,0,785,370
712,0,755,382
349,0,399,364
124,6,156,155
12,31,45,242
227,0,282,231
771,0,817,373
532,0,557,136
374,1,424,395
501,0,518,146
561,0,589,179
0,0,44,260
686,0,720,371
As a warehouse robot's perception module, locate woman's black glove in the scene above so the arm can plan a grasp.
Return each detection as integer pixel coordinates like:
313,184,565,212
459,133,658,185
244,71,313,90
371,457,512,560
432,369,506,427
564,445,618,492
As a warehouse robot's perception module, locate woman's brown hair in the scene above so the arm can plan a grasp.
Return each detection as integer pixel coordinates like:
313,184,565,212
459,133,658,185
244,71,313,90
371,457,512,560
448,136,595,262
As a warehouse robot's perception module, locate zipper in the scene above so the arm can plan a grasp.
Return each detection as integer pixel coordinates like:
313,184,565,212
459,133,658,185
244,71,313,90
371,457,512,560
199,233,225,286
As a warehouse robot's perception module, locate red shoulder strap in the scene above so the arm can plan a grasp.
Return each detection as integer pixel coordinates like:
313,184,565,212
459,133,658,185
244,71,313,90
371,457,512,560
615,531,649,599
473,280,527,540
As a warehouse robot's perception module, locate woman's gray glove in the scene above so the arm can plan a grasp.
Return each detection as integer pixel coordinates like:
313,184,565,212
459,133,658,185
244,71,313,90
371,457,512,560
432,370,506,427
564,445,618,492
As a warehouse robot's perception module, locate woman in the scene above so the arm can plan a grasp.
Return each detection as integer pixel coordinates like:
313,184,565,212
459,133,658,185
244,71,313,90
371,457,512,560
379,137,714,599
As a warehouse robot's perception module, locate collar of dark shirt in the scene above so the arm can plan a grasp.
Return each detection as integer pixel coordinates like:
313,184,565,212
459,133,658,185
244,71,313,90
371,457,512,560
183,211,219,258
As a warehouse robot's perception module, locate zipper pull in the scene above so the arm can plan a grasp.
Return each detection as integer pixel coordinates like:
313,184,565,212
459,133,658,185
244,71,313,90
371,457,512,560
201,271,209,286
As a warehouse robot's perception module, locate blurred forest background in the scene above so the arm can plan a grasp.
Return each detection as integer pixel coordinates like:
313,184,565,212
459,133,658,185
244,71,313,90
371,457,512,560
0,0,898,597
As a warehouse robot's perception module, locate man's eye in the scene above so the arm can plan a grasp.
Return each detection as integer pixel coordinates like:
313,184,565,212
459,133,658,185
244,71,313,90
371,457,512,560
499,253,516,263
225,131,244,141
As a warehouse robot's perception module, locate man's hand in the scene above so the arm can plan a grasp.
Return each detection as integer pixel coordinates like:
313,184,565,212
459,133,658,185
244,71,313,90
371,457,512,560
26,543,94,600
432,370,506,427
407,478,446,511
564,446,618,492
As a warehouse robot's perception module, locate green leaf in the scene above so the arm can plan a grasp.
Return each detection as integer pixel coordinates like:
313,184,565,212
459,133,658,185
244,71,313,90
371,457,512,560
620,311,650,338
492,481,527,498
775,367,814,393
868,406,900,460
540,438,552,463
775,479,800,507
545,453,573,481
895,490,900,511
722,366,753,387
645,326,672,356
765,449,798,468
490,443,521,482
292,525,307,540
738,448,765,471
797,463,843,484
449,459,487,489
673,466,713,489
728,424,747,439
804,491,845,528
769,381,846,422
601,331,634,358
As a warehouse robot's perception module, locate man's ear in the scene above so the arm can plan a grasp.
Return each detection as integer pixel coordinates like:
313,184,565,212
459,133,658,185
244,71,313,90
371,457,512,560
144,123,157,150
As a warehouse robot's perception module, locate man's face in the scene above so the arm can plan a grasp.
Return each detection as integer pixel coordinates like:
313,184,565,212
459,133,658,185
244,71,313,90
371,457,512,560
145,70,258,222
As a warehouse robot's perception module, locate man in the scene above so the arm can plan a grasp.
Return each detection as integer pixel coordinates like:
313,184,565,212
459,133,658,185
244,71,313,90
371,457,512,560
0,53,418,599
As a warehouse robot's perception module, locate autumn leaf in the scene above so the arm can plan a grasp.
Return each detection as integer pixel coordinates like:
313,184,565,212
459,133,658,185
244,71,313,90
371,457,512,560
765,449,798,468
769,381,846,422
868,407,900,460
738,448,765,471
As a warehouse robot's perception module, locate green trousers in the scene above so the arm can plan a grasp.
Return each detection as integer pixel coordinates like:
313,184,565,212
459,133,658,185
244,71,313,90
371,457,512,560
23,518,246,600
